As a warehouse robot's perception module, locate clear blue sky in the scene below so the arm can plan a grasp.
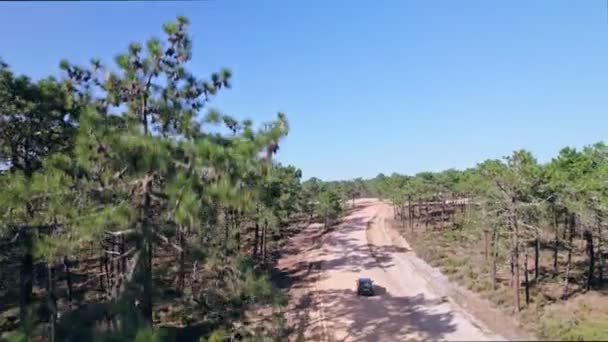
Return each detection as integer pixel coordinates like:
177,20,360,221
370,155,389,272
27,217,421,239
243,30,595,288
1,1,606,181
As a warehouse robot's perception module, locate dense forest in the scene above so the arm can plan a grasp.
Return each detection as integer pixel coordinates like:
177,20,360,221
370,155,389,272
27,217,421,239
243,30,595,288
0,17,343,341
326,145,608,340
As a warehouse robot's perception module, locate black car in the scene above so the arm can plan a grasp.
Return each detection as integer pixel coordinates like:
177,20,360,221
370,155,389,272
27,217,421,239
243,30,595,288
356,277,375,296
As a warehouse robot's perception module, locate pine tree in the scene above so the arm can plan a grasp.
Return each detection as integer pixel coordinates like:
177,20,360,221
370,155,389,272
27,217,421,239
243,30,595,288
0,61,78,327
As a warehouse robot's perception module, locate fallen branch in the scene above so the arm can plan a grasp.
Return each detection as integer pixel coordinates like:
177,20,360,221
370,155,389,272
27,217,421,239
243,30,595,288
155,231,183,253
103,247,136,260
115,247,136,261
106,229,136,237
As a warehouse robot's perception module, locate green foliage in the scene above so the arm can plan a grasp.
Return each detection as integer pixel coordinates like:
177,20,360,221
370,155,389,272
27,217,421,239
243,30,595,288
243,273,274,304
0,63,77,175
133,328,170,342
206,329,229,342
2,11,607,342
0,15,306,341
539,309,608,341
1,331,27,342
316,190,342,227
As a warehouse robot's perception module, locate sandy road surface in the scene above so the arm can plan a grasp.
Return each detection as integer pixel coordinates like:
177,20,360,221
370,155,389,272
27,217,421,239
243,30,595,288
297,198,506,342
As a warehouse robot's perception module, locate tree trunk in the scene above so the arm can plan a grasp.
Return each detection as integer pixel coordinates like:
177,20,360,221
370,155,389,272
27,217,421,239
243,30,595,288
178,226,185,292
253,218,260,259
63,256,73,310
585,229,595,291
140,192,153,327
190,260,198,298
510,255,514,288
440,200,445,230
235,210,241,252
224,209,230,256
597,215,604,285
524,251,530,306
19,231,34,326
553,210,559,274
491,225,498,291
120,235,126,273
99,251,106,297
142,236,153,327
409,200,413,233
262,219,269,266
424,204,429,230
47,263,57,342
108,237,115,301
483,229,490,262
563,214,568,240
562,213,575,299
534,234,540,281
512,211,521,312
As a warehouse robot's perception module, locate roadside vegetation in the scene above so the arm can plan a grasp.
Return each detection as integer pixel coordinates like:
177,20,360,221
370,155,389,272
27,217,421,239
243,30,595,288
0,17,343,342
328,146,608,340
1,12,605,342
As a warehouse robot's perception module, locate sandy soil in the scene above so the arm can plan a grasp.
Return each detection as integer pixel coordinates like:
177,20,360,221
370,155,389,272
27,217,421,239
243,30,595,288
283,198,507,341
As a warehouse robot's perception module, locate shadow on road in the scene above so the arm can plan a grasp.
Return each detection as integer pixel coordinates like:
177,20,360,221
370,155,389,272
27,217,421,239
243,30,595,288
321,215,409,273
279,200,462,341
322,289,457,341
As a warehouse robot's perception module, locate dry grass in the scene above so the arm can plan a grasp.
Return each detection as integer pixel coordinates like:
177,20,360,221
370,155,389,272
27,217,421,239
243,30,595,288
392,214,608,341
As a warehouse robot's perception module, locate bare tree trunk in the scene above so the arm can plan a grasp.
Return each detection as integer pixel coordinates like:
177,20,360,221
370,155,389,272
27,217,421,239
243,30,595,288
190,260,198,298
524,251,530,306
140,191,154,327
597,215,604,285
224,209,230,256
563,214,568,240
47,263,57,342
120,235,126,273
409,200,414,233
510,255,514,288
142,236,153,327
235,210,241,252
178,226,185,292
99,251,106,298
253,217,260,259
553,210,559,274
19,231,34,325
562,213,575,299
484,229,490,262
491,226,498,291
262,219,268,266
424,204,429,230
534,234,540,281
440,199,445,230
63,256,73,310
512,211,521,312
108,237,115,301
585,229,595,291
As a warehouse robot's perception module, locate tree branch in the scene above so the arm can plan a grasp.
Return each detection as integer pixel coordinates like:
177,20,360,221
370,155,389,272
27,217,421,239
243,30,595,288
155,231,183,253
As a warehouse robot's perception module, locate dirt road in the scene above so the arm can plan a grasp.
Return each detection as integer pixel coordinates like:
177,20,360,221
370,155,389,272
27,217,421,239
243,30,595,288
285,198,506,341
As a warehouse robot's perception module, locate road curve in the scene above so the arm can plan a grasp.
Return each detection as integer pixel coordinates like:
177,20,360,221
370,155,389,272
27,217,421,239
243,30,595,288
313,198,505,342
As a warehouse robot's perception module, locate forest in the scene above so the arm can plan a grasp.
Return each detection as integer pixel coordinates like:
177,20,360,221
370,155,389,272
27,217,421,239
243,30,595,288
326,145,608,340
1,15,607,342
0,17,343,341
